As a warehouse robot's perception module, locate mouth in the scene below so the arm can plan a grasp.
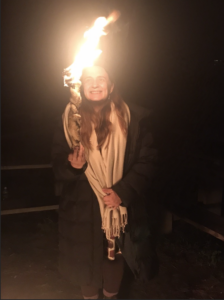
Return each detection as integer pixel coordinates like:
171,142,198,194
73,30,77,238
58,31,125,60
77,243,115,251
90,91,102,94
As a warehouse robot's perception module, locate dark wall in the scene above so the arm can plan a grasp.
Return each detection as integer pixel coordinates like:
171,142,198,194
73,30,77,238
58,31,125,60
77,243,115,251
2,1,223,111
2,0,224,198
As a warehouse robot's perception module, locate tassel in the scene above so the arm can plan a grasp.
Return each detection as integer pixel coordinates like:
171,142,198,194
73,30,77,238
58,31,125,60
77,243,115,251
101,204,128,260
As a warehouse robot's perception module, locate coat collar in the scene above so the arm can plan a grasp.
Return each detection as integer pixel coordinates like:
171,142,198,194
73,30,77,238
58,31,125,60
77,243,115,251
123,102,151,173
128,102,151,123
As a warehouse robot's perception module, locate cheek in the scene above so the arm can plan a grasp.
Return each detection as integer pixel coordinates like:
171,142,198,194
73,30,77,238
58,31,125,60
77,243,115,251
101,83,109,93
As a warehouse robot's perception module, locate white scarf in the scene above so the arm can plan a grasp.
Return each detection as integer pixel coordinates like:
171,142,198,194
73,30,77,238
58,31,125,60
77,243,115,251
62,101,130,239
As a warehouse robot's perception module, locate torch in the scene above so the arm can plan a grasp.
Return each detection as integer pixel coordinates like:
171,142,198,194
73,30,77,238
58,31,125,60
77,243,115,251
62,11,120,148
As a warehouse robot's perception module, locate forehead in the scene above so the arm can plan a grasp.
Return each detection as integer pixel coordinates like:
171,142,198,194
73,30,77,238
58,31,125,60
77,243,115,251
82,66,109,80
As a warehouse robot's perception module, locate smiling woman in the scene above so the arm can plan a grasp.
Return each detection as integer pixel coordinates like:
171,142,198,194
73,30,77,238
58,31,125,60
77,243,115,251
52,61,158,299
81,66,114,102
79,66,127,151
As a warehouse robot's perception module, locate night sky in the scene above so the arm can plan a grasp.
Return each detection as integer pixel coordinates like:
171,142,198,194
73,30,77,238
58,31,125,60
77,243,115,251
1,0,224,171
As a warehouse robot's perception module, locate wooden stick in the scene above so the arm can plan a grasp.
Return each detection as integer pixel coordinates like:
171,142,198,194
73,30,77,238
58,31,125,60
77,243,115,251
1,164,52,170
170,205,224,242
172,212,224,242
1,205,59,215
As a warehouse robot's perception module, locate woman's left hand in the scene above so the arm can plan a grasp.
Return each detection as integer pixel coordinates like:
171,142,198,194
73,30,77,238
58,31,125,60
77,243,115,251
102,188,122,209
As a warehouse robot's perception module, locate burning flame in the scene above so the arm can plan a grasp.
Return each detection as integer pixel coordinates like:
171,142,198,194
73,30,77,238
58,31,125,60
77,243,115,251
64,10,120,86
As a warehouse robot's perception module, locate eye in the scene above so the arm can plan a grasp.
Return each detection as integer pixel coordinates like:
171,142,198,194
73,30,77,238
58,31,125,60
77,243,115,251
84,78,92,84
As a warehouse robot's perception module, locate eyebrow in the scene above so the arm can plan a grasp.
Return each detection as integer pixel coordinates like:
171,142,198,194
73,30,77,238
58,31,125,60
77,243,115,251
84,76,106,80
97,76,106,79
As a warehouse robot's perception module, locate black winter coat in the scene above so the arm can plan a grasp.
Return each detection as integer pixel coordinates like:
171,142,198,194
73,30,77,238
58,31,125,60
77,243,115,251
51,102,158,288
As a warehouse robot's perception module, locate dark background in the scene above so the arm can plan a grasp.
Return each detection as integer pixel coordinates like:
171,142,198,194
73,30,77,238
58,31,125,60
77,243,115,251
1,0,224,208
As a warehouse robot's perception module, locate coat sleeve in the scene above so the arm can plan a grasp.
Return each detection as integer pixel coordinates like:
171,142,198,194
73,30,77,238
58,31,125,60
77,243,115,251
51,119,87,182
112,118,157,207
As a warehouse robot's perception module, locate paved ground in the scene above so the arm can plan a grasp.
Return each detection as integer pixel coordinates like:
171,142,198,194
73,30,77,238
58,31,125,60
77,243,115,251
1,211,224,299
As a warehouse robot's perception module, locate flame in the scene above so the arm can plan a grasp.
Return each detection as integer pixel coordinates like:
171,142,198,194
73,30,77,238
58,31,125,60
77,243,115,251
64,11,120,85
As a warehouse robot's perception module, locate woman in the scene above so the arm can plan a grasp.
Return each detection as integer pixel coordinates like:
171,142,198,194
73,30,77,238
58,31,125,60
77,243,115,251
52,64,158,299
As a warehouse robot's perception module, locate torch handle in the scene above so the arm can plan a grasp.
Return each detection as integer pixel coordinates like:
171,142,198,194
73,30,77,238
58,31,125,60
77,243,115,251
74,81,81,93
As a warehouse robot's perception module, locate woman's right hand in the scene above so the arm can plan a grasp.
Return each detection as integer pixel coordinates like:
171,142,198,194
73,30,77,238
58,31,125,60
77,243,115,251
68,144,86,169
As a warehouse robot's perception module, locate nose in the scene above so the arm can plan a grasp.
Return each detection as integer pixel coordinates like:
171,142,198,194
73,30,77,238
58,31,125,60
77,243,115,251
92,79,99,88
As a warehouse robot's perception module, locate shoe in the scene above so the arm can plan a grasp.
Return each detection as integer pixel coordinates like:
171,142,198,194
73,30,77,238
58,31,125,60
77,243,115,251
103,295,117,299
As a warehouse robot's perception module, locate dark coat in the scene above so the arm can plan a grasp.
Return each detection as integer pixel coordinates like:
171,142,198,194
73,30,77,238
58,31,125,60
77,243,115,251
51,102,158,287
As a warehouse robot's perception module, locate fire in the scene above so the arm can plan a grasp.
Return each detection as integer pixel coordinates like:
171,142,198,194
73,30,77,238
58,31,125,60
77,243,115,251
64,10,120,86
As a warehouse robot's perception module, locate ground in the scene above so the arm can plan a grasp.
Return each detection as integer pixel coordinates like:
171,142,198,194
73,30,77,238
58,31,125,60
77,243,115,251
1,211,224,299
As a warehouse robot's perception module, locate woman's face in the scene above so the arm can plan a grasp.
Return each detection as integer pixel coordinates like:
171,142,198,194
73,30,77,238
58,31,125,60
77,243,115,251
82,66,114,101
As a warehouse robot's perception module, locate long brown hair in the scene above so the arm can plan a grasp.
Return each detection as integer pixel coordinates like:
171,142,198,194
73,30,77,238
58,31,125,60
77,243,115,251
79,85,128,150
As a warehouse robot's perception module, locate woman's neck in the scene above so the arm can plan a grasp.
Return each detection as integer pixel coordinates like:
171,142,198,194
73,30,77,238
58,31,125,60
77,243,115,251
87,99,111,113
93,103,106,113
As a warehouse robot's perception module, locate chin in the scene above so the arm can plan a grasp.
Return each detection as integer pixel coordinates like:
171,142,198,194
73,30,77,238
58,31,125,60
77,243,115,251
85,98,109,106
90,98,105,102
86,95,108,102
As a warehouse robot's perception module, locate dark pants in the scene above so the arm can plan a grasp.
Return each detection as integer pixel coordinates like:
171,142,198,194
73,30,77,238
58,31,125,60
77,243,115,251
81,254,124,298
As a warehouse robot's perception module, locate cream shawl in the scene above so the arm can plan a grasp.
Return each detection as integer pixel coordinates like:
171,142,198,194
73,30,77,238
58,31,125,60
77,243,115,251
62,101,130,239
